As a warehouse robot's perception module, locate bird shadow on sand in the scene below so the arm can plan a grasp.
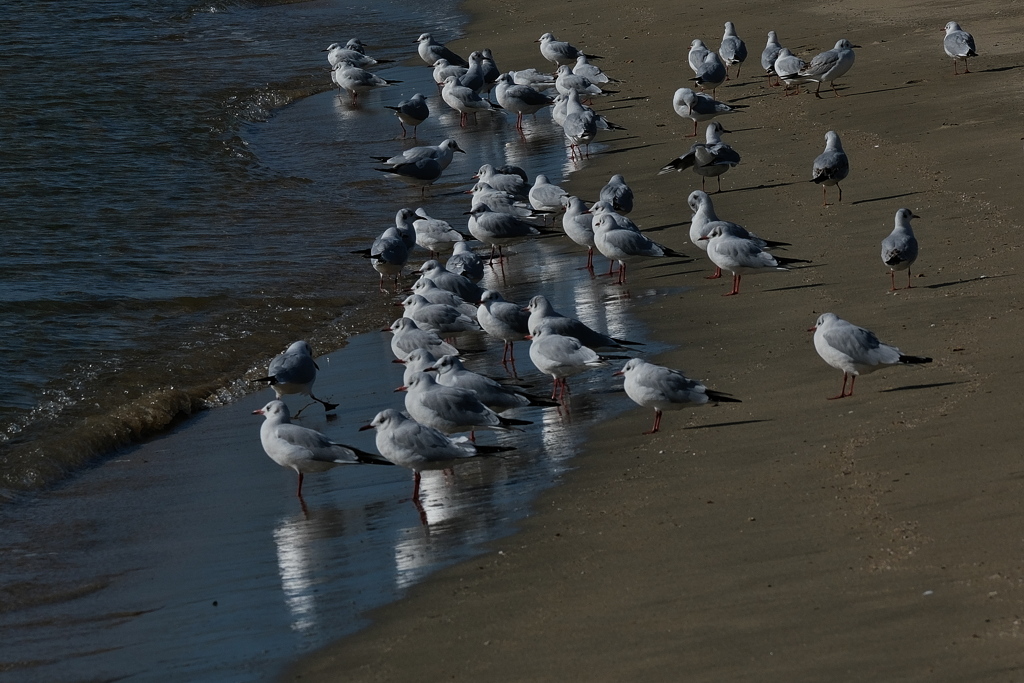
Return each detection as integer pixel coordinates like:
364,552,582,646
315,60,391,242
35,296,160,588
642,221,690,233
683,418,771,431
601,139,651,154
607,95,650,104
727,180,803,193
762,282,826,293
880,381,961,394
850,191,923,205
978,65,1024,73
841,82,921,98
924,274,1009,289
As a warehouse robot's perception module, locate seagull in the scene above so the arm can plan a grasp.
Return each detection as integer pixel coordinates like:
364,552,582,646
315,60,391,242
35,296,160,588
943,21,978,74
699,225,803,295
412,208,468,256
399,371,532,435
810,312,932,399
392,207,420,251
408,278,477,317
554,65,607,99
672,87,745,138
761,31,784,86
324,42,379,69
719,22,748,78
798,39,859,98
467,181,536,218
573,55,615,83
510,68,556,88
688,39,710,73
477,289,531,363
525,293,642,349
466,203,546,260
692,52,728,96
445,242,485,283
560,89,600,159
493,73,553,130
687,190,789,278
527,325,610,401
474,163,529,199
480,49,501,93
614,359,740,434
441,75,501,126
352,226,408,292
457,50,487,93
774,48,811,95
384,93,429,138
331,61,400,101
431,58,469,92
591,202,687,285
658,121,741,193
810,130,850,206
388,317,460,361
398,347,441,386
375,156,442,193
599,174,634,214
372,138,466,169
253,341,337,414
416,259,484,303
432,354,557,411
254,400,390,497
561,195,597,270
881,208,920,291
360,409,512,500
415,33,468,67
401,294,479,335
537,32,601,68
528,174,569,214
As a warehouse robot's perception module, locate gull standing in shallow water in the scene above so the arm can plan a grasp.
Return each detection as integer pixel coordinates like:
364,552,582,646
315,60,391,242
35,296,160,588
415,33,468,67
560,195,597,270
331,61,400,101
943,22,978,74
254,341,337,415
798,39,858,98
591,202,687,285
881,208,920,291
388,317,460,361
477,289,530,364
399,371,532,435
615,359,740,434
255,401,391,498
810,130,850,205
527,325,610,401
360,409,512,501
384,93,429,138
493,73,553,130
441,76,501,127
525,294,642,350
810,313,932,399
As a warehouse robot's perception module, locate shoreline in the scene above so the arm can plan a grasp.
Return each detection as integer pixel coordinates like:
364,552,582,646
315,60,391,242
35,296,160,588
283,0,1024,679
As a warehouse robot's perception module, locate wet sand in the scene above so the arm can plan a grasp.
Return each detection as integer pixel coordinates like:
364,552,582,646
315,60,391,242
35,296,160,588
283,0,1024,679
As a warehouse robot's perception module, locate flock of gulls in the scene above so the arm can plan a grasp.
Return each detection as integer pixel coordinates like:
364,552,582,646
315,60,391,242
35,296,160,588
252,19,980,504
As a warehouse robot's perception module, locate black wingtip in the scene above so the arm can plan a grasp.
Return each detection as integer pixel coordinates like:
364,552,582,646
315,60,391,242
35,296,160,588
898,355,932,365
706,390,742,403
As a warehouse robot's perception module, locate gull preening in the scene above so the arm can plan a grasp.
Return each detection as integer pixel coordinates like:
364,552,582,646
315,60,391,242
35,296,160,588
810,130,850,205
599,174,634,214
446,242,484,283
672,87,744,138
658,121,741,193
943,22,978,74
774,48,810,95
254,341,337,414
615,359,740,434
881,208,920,291
385,93,429,138
254,400,390,498
810,313,932,399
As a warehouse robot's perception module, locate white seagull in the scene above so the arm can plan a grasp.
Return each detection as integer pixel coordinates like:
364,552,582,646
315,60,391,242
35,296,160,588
943,22,978,74
810,312,932,399
810,130,850,205
719,22,748,78
254,400,390,498
388,317,460,361
599,174,634,214
527,325,610,401
399,371,532,435
761,31,784,86
672,87,744,138
477,289,531,363
881,208,920,291
537,32,601,68
614,359,740,434
700,225,803,295
253,341,337,414
415,33,468,67
798,39,858,98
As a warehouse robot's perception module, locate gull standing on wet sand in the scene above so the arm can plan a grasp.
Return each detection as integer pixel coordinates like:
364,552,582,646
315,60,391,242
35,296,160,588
384,93,429,138
810,130,850,205
441,75,501,126
615,359,740,434
527,325,610,401
255,400,391,498
526,293,642,350
774,48,811,94
687,190,790,278
416,33,468,67
528,174,569,214
361,409,512,501
591,202,687,285
943,22,978,74
672,87,744,138
798,39,858,98
599,174,634,214
881,208,920,291
399,371,532,435
537,32,601,68
388,317,460,361
254,341,337,414
761,31,784,86
466,203,546,261
477,289,531,363
810,312,932,399
446,241,485,283
700,225,802,296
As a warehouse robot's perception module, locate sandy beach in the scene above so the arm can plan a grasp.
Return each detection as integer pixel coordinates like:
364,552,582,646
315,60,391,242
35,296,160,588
282,0,1024,679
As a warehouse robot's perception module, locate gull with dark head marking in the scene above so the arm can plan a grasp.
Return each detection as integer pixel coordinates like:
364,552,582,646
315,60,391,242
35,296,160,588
881,208,920,291
943,22,978,74
810,312,932,399
255,400,390,498
254,341,337,414
614,359,740,434
810,130,850,205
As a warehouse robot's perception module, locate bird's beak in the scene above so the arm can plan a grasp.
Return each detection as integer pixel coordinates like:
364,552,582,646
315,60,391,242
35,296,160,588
394,386,407,392
612,370,624,376
698,235,709,241
358,424,374,431
252,408,265,415
524,334,534,340
807,325,818,332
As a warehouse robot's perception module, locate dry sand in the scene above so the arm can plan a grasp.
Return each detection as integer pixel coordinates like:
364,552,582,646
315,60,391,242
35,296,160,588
283,0,1024,678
